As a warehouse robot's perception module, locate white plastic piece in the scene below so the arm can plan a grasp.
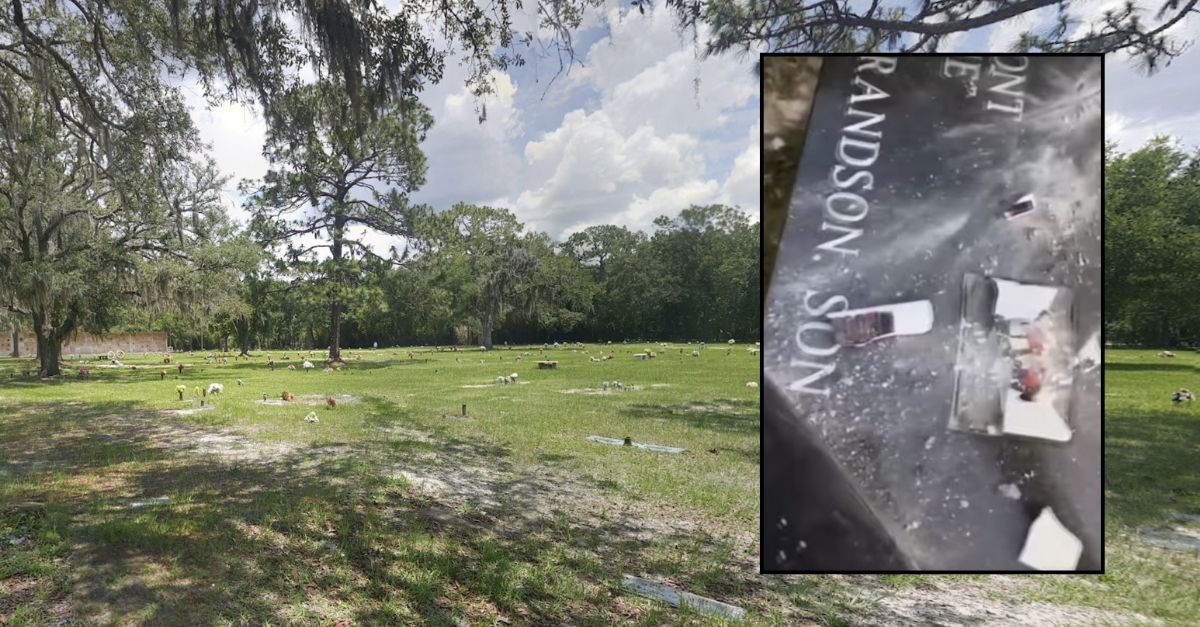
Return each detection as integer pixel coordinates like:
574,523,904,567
992,278,1060,322
1002,389,1073,442
826,300,934,338
1076,331,1100,369
1019,507,1082,570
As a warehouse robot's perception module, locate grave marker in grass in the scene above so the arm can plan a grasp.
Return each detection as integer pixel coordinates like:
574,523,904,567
621,575,744,621
587,436,684,454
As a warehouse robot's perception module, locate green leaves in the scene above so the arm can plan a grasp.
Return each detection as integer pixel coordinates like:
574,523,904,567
1106,137,1200,345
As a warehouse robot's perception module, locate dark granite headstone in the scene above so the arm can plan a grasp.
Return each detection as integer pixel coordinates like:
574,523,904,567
764,55,1101,571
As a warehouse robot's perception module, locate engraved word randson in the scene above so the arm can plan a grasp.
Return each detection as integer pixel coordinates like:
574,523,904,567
787,56,1029,398
789,57,894,397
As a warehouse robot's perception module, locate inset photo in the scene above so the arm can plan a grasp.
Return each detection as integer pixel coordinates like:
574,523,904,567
763,55,1101,572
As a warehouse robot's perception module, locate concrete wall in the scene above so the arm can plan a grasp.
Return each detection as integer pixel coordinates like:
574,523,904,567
1,331,168,357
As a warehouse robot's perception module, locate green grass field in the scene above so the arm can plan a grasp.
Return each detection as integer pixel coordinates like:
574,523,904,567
5,346,1199,626
1,344,770,625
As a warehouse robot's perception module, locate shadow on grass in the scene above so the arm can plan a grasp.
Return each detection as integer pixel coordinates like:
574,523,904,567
619,399,759,435
1,399,768,625
1105,407,1200,529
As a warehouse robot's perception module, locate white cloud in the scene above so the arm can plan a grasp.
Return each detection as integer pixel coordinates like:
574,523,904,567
416,69,524,209
986,3,1056,52
181,0,759,245
178,81,268,227
510,0,757,238
1106,110,1200,152
719,124,759,217
515,110,717,236
622,178,722,227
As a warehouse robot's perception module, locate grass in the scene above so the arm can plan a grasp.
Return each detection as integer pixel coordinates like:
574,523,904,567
1,343,774,625
6,345,1198,625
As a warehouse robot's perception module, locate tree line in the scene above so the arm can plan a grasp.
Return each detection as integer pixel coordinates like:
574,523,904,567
1105,136,1200,347
137,204,759,353
7,0,1173,376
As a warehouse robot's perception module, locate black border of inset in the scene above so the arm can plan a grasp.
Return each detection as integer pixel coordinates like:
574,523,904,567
759,52,1105,575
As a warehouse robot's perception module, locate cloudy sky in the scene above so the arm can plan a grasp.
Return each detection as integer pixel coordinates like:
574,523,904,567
182,0,759,248
182,0,1200,252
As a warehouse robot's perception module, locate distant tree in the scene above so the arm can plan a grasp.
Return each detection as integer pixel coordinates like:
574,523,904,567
0,71,254,376
1105,136,1200,346
519,232,595,338
416,204,550,349
247,81,431,362
562,225,646,339
644,205,759,342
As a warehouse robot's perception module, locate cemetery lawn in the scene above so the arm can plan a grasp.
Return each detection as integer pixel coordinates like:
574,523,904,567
5,346,1197,625
2,345,777,625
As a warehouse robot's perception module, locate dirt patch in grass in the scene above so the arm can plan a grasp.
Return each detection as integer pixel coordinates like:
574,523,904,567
6,397,1153,625
379,425,436,444
558,386,644,395
296,394,361,405
255,394,362,406
378,435,753,561
851,576,1158,626
149,426,300,463
682,401,743,413
159,405,216,417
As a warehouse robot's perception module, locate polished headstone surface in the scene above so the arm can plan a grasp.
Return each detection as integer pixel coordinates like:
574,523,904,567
764,56,1101,571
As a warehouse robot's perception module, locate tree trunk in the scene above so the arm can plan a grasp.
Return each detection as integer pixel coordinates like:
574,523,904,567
329,298,343,361
34,330,62,378
328,211,347,362
234,314,252,356
481,312,494,350
10,321,18,357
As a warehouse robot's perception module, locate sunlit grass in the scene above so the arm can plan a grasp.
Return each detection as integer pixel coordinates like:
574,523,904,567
1,344,766,625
